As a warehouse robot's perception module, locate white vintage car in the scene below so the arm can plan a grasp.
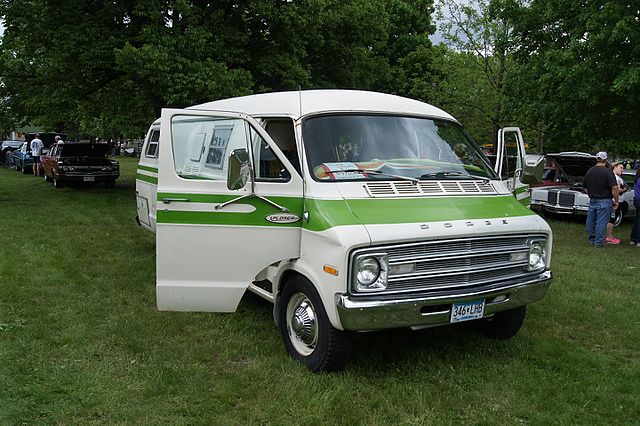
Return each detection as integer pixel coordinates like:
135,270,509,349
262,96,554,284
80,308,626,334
530,152,636,226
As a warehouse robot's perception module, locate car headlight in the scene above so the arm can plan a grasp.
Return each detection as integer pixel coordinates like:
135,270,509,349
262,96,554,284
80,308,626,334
527,240,547,271
353,254,388,292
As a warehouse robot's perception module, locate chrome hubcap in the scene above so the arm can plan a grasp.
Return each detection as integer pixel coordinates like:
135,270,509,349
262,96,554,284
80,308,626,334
286,293,318,356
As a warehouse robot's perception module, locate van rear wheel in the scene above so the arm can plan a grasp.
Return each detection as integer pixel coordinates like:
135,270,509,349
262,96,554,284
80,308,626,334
481,305,527,340
278,276,352,372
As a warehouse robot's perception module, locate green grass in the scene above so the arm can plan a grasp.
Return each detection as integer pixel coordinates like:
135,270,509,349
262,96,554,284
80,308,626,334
1,158,639,424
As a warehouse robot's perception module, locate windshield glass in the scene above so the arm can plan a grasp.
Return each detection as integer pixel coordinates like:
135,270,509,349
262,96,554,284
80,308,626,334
302,115,497,181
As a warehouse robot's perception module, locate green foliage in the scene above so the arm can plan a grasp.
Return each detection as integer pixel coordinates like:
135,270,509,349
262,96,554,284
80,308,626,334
0,0,439,138
433,0,522,148
508,0,640,154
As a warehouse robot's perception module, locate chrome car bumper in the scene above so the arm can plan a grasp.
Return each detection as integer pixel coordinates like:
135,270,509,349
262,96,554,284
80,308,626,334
530,202,588,215
336,271,552,331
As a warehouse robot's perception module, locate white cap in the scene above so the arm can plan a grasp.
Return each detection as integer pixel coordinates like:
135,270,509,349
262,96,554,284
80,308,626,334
595,151,608,161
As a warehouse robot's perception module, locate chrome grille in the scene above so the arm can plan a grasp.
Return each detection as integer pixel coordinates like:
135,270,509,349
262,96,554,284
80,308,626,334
558,191,575,206
548,191,558,204
350,235,545,296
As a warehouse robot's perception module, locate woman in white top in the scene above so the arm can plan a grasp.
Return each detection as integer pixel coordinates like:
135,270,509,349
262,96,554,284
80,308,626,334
606,162,628,244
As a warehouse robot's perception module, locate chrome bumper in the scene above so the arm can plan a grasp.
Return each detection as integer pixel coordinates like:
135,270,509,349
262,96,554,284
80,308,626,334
336,271,552,331
530,202,588,215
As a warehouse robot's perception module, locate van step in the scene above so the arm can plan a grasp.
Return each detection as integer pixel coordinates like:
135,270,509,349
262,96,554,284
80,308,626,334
252,279,273,293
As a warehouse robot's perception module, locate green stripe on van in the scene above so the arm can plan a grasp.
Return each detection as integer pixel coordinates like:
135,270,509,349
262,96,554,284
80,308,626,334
310,196,536,231
138,165,158,173
156,193,303,227
136,173,158,184
156,192,534,231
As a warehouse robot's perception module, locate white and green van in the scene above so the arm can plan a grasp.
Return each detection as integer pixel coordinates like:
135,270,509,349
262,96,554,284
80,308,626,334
136,90,552,372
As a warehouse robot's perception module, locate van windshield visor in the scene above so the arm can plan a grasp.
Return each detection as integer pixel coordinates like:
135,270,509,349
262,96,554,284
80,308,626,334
302,115,497,181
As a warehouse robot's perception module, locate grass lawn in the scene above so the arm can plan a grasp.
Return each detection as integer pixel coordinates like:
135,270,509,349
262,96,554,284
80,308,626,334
1,157,639,424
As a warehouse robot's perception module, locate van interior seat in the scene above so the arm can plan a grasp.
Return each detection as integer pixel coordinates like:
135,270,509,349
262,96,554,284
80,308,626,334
265,120,301,175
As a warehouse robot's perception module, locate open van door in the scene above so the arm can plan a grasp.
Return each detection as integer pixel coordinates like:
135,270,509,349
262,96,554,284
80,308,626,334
156,109,304,312
495,127,530,206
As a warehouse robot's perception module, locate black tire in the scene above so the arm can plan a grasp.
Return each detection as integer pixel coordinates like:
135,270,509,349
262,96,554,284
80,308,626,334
611,204,626,227
22,165,30,174
482,305,527,340
106,179,116,188
278,276,352,372
53,175,64,188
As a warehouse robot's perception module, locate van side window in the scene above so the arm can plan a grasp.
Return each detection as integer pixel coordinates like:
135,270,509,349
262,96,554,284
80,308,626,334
500,132,523,179
170,115,247,181
146,130,160,158
265,120,301,176
251,126,289,182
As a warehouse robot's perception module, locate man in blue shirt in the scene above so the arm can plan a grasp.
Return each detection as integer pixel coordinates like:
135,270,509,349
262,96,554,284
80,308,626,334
630,169,640,247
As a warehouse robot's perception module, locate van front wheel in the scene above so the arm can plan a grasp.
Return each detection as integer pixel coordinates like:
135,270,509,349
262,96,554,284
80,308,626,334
482,305,527,340
278,276,352,372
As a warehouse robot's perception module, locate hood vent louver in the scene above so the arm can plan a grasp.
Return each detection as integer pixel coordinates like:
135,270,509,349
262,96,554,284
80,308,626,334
365,181,496,198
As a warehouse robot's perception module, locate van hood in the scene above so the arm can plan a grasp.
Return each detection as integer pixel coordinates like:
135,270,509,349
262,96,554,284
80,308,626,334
343,195,537,244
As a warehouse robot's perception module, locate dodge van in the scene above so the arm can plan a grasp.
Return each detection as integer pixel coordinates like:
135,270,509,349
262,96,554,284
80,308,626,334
136,90,552,372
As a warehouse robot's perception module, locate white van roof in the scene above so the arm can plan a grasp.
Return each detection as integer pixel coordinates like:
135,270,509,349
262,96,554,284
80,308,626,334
188,89,456,122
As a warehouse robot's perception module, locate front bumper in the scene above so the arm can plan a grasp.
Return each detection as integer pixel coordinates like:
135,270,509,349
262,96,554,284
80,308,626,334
530,202,588,215
57,173,119,182
336,270,552,331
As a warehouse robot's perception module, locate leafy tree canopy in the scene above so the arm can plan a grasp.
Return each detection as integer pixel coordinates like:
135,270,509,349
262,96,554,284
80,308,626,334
0,0,437,139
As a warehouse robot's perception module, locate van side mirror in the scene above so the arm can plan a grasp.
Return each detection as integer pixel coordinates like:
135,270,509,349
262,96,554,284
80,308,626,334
520,154,544,184
227,148,251,190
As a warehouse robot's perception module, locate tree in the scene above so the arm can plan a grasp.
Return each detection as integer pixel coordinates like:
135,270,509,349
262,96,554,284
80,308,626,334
433,0,523,148
0,0,440,139
509,0,640,156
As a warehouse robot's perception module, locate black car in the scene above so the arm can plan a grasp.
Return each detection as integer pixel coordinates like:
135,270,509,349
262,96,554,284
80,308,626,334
41,143,120,188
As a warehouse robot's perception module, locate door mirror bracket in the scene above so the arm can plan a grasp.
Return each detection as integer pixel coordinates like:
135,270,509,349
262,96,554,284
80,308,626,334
218,148,289,212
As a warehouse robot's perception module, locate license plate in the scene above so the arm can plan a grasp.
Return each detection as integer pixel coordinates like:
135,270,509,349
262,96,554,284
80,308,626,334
450,299,485,323
83,176,95,182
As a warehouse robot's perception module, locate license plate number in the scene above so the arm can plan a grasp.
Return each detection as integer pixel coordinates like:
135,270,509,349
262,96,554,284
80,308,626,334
83,176,95,182
450,299,485,323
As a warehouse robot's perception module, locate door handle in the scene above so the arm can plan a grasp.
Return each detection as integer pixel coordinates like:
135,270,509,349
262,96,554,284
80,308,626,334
161,197,190,204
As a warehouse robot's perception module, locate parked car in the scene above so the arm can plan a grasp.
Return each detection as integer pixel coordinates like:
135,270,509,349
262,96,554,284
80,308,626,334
41,143,120,188
1,140,23,167
530,152,636,226
12,142,34,173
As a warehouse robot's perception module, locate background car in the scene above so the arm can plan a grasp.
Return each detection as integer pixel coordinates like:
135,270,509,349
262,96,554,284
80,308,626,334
12,142,34,173
1,140,23,167
41,142,120,188
530,152,636,226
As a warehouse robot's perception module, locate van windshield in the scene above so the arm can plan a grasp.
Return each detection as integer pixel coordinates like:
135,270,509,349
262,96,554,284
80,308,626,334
302,115,497,182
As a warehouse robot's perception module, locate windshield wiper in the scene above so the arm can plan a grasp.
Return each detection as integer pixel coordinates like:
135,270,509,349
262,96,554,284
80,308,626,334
336,169,419,185
419,171,490,182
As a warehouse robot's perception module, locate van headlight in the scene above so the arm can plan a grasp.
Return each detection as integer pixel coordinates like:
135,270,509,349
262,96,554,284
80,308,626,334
527,240,547,271
353,254,388,292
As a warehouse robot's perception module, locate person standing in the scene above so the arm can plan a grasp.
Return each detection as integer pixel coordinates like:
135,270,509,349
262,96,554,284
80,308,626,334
583,152,620,247
630,168,640,247
605,162,629,244
30,134,44,176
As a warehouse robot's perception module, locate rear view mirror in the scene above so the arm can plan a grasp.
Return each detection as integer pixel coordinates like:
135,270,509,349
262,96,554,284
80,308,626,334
520,154,544,184
227,148,251,190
